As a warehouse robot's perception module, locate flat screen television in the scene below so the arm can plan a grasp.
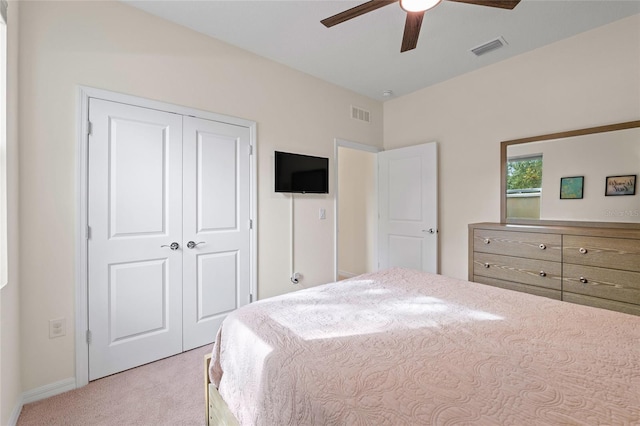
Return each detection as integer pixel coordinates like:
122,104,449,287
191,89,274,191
275,151,329,194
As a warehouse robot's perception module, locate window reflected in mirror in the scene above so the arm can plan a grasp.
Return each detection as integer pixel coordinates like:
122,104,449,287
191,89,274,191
506,155,542,220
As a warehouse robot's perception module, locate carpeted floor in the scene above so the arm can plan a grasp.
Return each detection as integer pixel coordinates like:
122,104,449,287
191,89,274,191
17,345,212,426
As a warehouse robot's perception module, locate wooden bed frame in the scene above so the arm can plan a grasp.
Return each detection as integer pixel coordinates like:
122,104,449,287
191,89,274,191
204,353,239,426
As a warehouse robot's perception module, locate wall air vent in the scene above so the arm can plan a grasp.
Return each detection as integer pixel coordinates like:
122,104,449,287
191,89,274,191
471,36,508,57
351,105,371,123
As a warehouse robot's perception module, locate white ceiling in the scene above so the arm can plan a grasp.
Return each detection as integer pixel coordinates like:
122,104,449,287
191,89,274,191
124,0,640,101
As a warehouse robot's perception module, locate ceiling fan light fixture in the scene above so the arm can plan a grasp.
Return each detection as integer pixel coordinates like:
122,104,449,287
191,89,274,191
400,0,442,13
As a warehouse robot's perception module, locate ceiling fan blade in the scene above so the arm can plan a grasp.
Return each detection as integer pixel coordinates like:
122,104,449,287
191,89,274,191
400,11,425,52
321,0,398,28
446,0,520,10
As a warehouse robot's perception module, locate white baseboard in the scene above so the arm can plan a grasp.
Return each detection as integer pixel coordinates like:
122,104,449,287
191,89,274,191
22,377,76,405
338,270,358,279
7,398,23,426
6,378,75,426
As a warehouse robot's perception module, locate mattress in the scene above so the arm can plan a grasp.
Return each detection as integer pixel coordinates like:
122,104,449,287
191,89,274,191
210,268,640,425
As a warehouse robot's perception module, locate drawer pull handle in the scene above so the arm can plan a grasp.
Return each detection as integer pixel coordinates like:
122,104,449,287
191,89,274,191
539,271,546,277
539,244,546,250
579,247,587,254
484,263,490,268
579,277,588,284
483,238,490,245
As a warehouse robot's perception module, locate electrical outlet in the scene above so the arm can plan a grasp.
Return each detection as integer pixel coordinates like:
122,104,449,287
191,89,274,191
49,318,66,339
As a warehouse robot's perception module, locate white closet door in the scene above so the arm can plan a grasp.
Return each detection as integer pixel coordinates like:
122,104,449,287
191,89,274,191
182,117,251,350
378,142,438,273
88,99,183,380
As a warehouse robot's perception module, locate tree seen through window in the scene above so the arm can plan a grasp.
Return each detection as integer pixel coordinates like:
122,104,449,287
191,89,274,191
507,155,542,192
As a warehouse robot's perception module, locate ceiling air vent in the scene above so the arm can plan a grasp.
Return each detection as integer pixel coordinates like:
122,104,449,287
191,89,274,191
471,36,508,57
351,105,371,123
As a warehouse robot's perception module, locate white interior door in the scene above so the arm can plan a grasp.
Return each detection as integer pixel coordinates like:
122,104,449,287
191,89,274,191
378,142,438,273
88,99,184,380
88,99,253,380
182,117,251,350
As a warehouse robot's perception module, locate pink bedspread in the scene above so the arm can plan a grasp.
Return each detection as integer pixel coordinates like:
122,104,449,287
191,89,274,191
210,268,640,425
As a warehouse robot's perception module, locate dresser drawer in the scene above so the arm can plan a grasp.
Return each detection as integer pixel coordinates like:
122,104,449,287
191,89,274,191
473,252,561,290
563,264,640,305
474,229,561,262
469,223,640,316
563,293,640,316
563,235,640,272
474,276,561,300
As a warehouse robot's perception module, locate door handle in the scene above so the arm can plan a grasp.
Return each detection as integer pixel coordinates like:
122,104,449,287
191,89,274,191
422,228,437,234
186,241,205,249
161,242,180,251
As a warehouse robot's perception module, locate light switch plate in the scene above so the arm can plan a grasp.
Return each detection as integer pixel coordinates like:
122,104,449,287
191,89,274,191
49,318,66,339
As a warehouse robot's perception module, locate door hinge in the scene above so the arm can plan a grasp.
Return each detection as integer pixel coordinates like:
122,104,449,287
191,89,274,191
86,225,91,240
87,121,93,136
248,145,253,156
86,330,92,344
249,219,253,230
249,293,253,303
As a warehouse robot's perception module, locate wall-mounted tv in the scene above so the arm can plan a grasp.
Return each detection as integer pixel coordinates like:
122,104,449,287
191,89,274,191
275,151,329,194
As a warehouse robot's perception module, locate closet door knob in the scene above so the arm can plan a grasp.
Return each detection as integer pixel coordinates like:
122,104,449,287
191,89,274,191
579,277,588,284
186,241,205,249
483,263,490,268
539,244,546,250
161,242,180,251
539,271,546,277
483,238,490,244
579,248,588,254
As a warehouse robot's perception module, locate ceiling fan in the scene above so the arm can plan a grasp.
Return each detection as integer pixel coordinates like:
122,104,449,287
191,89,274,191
321,0,521,53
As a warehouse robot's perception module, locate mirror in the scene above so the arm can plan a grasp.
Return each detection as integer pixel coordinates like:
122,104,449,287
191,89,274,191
501,120,640,226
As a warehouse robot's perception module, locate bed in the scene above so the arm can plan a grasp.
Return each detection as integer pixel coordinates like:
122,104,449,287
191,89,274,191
206,268,640,425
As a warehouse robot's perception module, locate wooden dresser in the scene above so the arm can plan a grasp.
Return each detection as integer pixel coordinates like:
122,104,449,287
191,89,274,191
468,223,640,316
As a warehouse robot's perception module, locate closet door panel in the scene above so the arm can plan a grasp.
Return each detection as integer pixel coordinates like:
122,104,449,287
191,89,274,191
197,133,238,231
182,117,251,350
88,98,183,381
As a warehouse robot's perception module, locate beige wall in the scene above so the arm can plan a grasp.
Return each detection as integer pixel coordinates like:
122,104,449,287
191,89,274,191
1,1,21,424
384,14,640,280
337,147,377,277
9,0,640,407
17,0,382,393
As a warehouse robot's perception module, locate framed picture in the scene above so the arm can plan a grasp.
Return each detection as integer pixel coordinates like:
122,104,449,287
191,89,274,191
560,176,584,199
605,175,636,196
